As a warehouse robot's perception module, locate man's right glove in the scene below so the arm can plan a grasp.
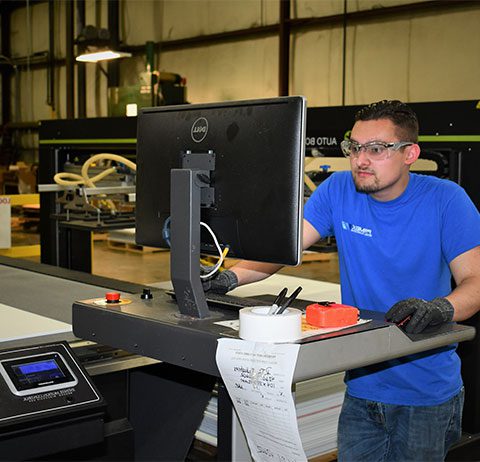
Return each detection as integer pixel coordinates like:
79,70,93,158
202,269,238,295
385,297,454,334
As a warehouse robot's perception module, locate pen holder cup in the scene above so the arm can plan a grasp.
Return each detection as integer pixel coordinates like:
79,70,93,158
239,306,302,343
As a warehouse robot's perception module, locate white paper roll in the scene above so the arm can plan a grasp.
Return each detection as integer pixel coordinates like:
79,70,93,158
239,306,302,343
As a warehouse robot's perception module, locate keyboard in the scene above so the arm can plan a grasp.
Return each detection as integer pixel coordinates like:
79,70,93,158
165,290,268,310
205,292,269,310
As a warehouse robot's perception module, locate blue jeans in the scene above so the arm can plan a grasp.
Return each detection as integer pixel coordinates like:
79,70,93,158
337,389,464,462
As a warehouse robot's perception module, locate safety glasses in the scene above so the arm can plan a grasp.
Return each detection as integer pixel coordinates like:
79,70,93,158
340,140,414,161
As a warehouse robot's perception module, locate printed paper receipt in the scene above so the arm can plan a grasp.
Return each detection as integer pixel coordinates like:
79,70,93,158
216,338,307,462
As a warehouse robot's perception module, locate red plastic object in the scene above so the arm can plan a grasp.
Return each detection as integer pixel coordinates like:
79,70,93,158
105,292,121,303
306,302,359,327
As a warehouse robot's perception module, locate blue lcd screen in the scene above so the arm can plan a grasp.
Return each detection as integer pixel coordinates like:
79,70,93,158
18,360,59,375
12,358,65,386
1,352,76,394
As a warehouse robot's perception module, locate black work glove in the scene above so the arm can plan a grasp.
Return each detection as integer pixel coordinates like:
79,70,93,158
385,297,454,334
202,269,238,294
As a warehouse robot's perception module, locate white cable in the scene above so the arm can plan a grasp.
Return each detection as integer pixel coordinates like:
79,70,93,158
199,221,225,279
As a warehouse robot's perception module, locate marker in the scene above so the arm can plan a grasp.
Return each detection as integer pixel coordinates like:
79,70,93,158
268,288,288,315
267,304,278,315
273,287,288,306
275,286,303,315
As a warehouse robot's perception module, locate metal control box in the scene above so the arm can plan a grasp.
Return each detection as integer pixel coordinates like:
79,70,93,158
0,342,105,460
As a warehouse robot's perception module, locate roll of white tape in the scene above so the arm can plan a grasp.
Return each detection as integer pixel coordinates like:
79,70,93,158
239,306,302,343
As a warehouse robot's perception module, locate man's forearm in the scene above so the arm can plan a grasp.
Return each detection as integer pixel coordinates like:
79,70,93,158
446,276,480,322
224,219,321,287
228,260,283,286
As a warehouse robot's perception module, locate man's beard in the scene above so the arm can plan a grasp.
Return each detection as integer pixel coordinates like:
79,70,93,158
354,182,382,194
352,170,382,194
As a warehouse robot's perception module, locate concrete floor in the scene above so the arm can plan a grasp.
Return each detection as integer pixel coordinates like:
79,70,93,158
91,240,341,286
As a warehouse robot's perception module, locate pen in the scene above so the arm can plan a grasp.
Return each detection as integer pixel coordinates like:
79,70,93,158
267,304,278,315
273,287,288,306
275,286,302,315
268,287,288,315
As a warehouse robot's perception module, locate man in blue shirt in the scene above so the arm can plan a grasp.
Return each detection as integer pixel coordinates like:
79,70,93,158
206,100,480,461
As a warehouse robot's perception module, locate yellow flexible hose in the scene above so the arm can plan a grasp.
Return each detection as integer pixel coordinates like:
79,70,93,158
53,153,136,188
80,153,136,188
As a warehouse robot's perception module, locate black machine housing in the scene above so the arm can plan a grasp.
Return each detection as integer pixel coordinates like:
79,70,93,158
38,100,480,437
0,342,105,461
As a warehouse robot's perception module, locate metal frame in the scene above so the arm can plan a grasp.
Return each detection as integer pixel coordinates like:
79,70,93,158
38,117,137,272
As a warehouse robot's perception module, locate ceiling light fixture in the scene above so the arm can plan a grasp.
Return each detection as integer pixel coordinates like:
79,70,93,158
75,25,131,63
76,50,132,63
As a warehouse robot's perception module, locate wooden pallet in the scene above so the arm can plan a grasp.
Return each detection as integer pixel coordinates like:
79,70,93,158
107,239,165,254
310,450,337,462
302,250,338,262
93,232,109,241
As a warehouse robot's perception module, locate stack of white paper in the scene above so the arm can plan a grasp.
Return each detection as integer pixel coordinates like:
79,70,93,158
296,373,345,457
196,395,218,446
195,372,345,458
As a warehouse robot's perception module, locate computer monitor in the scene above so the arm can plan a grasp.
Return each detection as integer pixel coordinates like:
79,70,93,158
136,96,306,317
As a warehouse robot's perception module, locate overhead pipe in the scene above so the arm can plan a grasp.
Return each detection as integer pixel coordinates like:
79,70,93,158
341,0,347,105
278,0,290,97
107,0,120,88
76,0,86,118
1,9,12,124
65,0,74,118
47,0,55,115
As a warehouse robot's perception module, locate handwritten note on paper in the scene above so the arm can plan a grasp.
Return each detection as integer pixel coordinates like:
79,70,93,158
216,338,307,462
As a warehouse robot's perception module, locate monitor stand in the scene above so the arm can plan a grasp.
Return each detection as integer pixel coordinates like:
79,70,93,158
170,151,215,318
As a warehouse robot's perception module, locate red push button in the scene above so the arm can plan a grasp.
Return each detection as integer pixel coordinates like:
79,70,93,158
105,292,121,303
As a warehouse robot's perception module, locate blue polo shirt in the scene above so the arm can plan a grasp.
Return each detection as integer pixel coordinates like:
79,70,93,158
304,171,480,405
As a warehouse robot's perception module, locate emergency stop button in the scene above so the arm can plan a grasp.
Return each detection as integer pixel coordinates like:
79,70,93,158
105,292,121,303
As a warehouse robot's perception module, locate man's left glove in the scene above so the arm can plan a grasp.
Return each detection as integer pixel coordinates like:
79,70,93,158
202,269,238,295
385,297,454,334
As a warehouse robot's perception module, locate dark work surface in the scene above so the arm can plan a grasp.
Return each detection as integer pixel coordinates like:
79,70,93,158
0,256,146,327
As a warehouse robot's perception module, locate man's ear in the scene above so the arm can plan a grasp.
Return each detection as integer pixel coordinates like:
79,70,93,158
405,143,421,166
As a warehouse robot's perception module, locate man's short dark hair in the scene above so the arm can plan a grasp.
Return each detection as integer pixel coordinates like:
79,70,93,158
355,100,419,142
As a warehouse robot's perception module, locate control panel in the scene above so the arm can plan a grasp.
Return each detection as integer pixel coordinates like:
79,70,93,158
0,342,103,429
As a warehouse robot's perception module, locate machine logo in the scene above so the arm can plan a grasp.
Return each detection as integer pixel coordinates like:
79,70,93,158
191,117,208,143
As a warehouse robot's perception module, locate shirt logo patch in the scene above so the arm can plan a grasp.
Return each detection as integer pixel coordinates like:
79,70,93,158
342,221,373,238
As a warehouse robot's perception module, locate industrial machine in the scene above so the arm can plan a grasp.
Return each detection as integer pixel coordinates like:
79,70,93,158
0,342,105,460
0,256,159,460
39,100,480,273
32,99,480,459
71,283,475,460
38,117,137,273
0,255,476,460
72,97,479,460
